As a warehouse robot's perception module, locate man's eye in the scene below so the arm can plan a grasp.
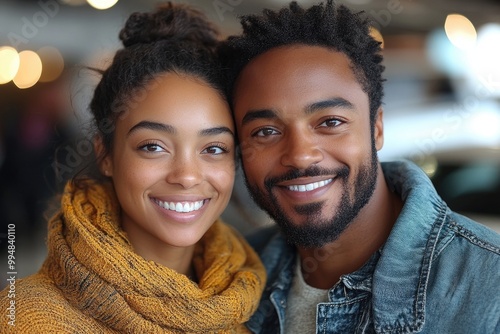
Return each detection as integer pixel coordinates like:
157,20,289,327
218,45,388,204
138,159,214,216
253,127,280,137
319,119,343,128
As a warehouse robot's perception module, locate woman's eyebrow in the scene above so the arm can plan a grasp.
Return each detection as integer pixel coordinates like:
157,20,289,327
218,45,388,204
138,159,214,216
127,121,176,137
127,121,233,137
198,126,234,137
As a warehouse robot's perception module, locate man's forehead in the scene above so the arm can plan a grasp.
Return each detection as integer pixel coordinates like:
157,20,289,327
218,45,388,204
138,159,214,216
233,45,357,99
236,45,353,83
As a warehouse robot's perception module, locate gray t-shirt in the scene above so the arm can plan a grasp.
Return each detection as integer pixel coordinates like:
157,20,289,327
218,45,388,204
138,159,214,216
283,256,330,334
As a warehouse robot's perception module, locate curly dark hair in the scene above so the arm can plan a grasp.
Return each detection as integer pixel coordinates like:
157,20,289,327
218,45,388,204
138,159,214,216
218,0,385,127
91,2,223,157
72,2,225,185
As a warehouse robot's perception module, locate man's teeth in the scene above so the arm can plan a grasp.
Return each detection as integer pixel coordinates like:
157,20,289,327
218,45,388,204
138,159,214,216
155,199,204,213
287,179,333,192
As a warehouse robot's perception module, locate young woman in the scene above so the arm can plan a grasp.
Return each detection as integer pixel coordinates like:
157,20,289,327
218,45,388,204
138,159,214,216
0,3,265,333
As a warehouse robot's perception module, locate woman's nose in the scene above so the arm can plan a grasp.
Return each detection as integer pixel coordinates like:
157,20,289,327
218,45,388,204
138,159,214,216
165,155,203,189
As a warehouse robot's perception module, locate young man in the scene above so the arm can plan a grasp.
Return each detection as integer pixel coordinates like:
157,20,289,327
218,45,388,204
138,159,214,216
219,1,500,333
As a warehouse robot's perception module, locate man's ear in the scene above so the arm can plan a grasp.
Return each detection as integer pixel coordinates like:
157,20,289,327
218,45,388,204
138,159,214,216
94,136,113,177
374,107,384,151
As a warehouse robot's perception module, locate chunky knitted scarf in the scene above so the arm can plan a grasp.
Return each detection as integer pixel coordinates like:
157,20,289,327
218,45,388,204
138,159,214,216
42,180,265,333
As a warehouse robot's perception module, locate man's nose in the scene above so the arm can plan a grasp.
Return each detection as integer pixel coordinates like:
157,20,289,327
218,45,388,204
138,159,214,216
280,130,323,170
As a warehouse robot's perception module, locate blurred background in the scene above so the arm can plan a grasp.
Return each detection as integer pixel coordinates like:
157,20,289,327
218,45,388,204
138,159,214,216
1,0,499,286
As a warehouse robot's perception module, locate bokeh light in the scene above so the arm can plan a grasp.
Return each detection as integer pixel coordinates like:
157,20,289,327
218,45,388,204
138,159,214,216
0,46,20,85
369,27,384,49
86,0,119,10
12,50,43,89
444,14,477,50
38,46,65,83
426,29,467,77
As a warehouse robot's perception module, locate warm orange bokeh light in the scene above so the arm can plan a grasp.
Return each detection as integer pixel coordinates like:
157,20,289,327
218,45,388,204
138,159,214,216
13,50,43,89
445,14,477,50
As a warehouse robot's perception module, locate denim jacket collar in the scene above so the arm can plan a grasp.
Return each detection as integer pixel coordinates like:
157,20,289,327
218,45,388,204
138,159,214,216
341,249,380,293
372,161,448,333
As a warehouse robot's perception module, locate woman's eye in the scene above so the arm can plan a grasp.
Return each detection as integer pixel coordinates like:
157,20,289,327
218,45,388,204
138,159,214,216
253,127,279,137
202,145,227,155
319,118,343,128
139,143,164,152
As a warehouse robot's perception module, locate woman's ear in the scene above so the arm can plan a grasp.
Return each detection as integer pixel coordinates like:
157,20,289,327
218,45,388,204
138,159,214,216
374,107,384,151
94,136,113,177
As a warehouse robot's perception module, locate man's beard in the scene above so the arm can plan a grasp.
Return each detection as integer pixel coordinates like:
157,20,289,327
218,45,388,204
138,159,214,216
244,148,378,248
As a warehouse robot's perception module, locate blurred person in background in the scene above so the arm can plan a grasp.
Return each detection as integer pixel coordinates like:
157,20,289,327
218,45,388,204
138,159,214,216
0,2,265,333
219,1,500,333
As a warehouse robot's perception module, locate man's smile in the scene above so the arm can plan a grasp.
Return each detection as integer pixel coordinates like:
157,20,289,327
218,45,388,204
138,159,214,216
285,178,333,192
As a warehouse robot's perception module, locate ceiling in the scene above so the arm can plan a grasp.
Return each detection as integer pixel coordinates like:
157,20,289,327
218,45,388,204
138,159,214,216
208,0,500,34
2,0,499,62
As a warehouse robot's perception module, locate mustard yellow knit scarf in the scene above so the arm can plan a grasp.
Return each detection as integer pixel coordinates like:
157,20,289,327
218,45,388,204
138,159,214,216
45,180,265,333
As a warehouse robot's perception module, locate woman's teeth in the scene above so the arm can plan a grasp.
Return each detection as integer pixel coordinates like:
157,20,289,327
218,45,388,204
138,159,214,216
155,199,204,213
287,179,333,192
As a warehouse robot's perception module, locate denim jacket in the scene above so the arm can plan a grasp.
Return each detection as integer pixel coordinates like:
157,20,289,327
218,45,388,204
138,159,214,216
246,160,500,334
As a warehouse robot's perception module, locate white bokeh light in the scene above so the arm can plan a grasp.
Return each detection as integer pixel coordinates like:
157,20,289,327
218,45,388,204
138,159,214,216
0,46,20,84
86,0,118,10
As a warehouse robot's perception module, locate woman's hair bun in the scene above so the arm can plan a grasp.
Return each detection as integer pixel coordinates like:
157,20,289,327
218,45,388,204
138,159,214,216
119,2,219,48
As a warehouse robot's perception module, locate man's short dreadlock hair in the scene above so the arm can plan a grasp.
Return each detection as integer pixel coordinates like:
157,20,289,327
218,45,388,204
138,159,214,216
218,0,385,127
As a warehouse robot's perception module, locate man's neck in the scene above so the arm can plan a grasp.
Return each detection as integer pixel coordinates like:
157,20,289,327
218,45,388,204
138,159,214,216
297,165,403,289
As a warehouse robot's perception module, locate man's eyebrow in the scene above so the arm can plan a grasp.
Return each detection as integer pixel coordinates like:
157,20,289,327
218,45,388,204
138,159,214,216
240,98,354,125
198,126,234,137
306,98,354,114
127,121,176,137
241,109,277,126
